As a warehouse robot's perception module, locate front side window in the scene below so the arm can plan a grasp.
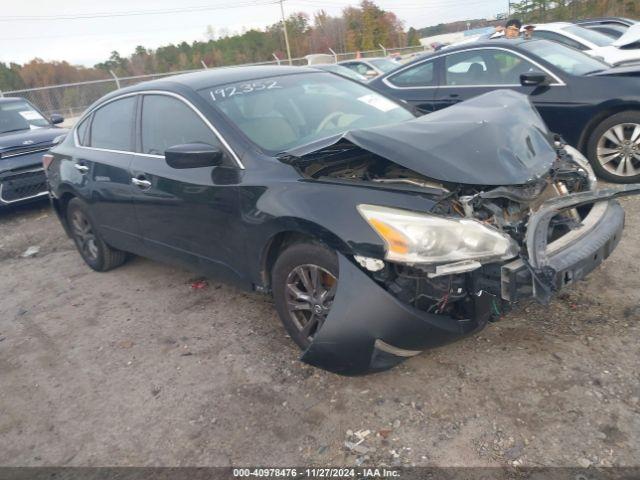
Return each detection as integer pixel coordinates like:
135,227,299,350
444,49,538,86
388,61,435,87
140,95,221,155
200,72,414,153
89,96,136,151
0,99,49,134
522,39,609,75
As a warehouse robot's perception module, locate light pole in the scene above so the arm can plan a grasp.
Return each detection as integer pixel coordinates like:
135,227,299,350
279,0,293,65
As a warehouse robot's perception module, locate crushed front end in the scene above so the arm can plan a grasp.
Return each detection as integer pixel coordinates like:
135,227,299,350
282,91,640,375
296,141,639,375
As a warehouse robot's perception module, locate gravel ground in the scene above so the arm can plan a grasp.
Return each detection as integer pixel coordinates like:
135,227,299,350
0,198,638,468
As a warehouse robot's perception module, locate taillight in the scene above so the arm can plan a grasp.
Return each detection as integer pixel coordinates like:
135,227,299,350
42,154,54,170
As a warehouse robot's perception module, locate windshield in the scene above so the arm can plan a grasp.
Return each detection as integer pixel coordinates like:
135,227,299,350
521,39,610,75
368,58,398,73
201,72,414,153
0,99,50,134
563,25,614,47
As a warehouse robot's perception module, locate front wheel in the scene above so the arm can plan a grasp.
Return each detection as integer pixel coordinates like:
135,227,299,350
587,111,640,183
272,242,338,350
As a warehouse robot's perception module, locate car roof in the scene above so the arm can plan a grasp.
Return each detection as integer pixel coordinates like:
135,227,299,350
575,17,636,25
405,38,528,60
339,57,386,62
131,65,313,92
531,22,573,30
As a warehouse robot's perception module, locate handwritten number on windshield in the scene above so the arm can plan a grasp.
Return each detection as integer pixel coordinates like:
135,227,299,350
209,81,282,101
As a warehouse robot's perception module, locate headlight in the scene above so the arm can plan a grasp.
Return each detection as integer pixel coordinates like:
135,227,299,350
357,204,519,265
564,144,597,189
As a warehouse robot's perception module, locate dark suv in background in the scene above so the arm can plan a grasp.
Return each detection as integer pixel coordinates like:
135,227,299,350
0,97,66,208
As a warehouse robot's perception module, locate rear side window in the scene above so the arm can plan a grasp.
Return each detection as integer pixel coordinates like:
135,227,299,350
140,95,221,155
388,61,435,87
89,97,136,151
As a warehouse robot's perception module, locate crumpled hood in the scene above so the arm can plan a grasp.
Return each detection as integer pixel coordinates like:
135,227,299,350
0,127,67,157
285,90,557,186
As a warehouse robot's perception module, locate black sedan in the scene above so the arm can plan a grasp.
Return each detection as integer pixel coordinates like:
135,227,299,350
370,38,640,183
46,66,638,374
0,97,66,208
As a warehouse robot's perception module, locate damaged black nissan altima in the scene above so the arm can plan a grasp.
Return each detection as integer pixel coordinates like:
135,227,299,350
45,66,639,375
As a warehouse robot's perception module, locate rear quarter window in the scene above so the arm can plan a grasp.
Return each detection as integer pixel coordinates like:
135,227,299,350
88,96,136,151
388,61,435,87
75,116,90,146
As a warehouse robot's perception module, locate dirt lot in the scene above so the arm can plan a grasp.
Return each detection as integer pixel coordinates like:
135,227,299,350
0,198,638,468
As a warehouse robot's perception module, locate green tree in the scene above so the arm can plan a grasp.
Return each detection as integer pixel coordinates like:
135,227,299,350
407,27,421,47
0,62,24,91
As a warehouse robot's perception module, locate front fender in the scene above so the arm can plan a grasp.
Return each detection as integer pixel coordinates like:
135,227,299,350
301,254,492,375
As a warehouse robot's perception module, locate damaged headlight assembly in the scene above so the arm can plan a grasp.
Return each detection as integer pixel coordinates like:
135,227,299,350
357,204,520,269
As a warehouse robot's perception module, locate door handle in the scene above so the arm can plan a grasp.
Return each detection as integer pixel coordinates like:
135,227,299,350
131,177,152,189
74,164,89,173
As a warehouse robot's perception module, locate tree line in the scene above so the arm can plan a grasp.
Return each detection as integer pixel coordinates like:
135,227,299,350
1,0,409,92
0,0,636,94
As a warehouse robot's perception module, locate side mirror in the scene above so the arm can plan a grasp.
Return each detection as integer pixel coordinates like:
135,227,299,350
50,114,64,125
165,143,224,169
520,71,550,87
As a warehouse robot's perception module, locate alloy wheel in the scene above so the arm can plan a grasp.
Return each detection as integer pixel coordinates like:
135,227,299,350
597,123,640,177
70,210,99,261
285,264,337,341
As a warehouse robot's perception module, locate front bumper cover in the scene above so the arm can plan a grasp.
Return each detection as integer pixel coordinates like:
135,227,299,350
302,185,640,375
0,149,50,206
301,254,493,375
503,185,640,303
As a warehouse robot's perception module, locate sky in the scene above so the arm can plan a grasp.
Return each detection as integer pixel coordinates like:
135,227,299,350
1,0,509,67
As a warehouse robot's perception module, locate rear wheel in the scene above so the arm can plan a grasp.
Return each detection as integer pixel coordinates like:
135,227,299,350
587,111,640,183
66,198,127,272
272,242,338,350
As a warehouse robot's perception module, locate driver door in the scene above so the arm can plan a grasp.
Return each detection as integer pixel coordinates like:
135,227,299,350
129,93,243,283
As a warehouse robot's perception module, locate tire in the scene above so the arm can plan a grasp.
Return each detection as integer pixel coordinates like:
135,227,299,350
66,198,127,272
272,242,339,350
587,111,640,183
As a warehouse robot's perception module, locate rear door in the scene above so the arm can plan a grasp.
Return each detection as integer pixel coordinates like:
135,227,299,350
379,58,439,113
75,95,141,252
129,92,242,282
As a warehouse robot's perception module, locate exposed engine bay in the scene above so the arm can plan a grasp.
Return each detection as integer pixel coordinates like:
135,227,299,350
285,139,599,321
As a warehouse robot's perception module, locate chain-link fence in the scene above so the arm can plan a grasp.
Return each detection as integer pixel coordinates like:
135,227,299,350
0,45,425,125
